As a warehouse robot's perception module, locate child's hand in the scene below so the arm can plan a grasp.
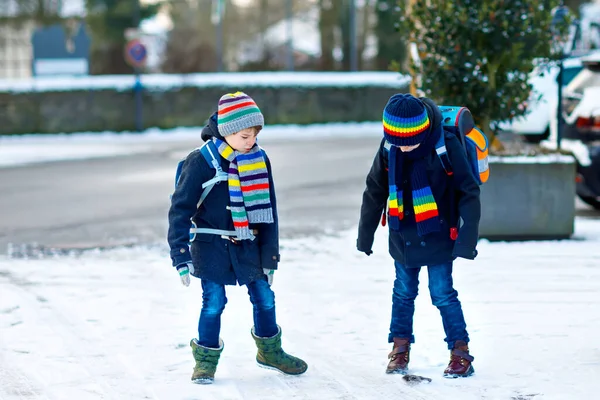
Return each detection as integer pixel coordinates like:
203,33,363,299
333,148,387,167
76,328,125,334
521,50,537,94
263,268,275,286
176,263,194,287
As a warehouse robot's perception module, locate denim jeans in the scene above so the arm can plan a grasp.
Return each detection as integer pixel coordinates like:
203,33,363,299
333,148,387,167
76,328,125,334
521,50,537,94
389,261,469,349
197,277,278,348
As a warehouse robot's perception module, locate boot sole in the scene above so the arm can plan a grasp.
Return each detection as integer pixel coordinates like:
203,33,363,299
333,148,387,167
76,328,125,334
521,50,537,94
192,377,214,384
256,360,307,376
385,368,408,375
443,365,475,379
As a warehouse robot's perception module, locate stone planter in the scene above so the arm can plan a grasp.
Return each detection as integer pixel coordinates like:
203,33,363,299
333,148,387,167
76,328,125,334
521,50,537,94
479,155,576,240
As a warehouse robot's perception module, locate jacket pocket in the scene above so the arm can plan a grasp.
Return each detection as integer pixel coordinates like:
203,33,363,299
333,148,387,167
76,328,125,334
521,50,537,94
240,240,261,269
190,233,227,273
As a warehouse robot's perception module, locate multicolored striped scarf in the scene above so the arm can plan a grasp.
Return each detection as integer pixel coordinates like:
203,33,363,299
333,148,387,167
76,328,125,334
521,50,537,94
387,131,441,237
213,138,274,240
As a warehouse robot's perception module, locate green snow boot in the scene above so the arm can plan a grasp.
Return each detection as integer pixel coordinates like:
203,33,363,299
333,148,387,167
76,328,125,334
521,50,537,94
190,338,224,384
251,326,308,375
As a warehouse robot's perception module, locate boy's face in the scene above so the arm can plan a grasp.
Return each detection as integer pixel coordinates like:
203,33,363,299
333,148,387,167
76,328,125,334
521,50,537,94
399,144,421,152
225,127,259,153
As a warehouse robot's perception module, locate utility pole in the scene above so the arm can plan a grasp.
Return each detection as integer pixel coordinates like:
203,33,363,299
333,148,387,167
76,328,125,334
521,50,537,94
349,0,358,71
551,2,572,150
212,0,225,72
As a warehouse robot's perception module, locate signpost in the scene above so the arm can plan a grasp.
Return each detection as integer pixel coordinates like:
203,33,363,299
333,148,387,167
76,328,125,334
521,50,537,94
124,27,147,132
551,3,573,150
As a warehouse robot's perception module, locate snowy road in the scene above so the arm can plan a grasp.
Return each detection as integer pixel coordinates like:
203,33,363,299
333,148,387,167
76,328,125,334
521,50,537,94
1,131,598,256
0,133,383,255
1,221,600,399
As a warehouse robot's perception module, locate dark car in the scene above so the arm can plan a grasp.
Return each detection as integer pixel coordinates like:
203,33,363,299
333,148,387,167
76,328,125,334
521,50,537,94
553,54,600,209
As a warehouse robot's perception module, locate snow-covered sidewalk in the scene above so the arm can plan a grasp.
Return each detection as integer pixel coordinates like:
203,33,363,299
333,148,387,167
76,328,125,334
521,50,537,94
1,219,600,400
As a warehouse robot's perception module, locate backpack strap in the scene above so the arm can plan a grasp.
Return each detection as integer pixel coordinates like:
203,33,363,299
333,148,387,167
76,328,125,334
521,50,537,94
435,128,453,176
174,159,185,188
197,140,228,208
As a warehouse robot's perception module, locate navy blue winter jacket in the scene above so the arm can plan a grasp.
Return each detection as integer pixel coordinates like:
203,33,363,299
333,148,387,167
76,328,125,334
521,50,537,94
167,114,280,285
357,98,481,267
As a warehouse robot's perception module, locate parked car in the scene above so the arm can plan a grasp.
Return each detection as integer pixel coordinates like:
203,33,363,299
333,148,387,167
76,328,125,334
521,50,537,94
548,53,600,209
499,54,588,143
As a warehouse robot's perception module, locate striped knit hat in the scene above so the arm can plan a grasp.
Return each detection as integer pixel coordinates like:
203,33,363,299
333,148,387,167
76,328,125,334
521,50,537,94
217,91,264,137
383,93,431,146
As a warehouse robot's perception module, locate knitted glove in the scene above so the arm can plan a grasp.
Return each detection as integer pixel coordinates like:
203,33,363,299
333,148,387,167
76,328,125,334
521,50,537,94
263,268,274,286
176,262,194,287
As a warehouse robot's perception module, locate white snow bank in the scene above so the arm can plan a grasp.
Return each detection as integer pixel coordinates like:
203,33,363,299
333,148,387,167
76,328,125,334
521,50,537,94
489,154,575,163
1,218,600,399
0,72,411,93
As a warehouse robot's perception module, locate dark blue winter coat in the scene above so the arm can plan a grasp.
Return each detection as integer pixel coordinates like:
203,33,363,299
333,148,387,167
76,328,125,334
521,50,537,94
168,113,280,285
357,98,481,268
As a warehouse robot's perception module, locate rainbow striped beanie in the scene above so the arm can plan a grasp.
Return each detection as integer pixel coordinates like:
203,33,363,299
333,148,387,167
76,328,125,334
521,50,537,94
217,92,264,137
383,94,430,146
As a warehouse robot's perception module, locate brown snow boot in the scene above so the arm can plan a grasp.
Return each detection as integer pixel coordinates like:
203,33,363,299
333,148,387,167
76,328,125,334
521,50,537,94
443,340,474,378
386,338,410,374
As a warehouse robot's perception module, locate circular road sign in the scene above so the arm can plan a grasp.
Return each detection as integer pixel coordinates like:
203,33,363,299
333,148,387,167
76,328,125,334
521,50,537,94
124,39,147,68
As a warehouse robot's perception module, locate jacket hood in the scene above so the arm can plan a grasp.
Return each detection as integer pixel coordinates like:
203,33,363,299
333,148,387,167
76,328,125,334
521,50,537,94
420,97,443,135
200,112,225,142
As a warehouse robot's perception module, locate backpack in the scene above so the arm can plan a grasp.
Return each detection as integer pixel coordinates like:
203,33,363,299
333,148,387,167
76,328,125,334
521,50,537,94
384,105,490,185
173,140,231,242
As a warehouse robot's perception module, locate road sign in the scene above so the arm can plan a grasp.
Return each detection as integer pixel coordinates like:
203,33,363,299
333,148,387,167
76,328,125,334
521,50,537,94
124,38,147,68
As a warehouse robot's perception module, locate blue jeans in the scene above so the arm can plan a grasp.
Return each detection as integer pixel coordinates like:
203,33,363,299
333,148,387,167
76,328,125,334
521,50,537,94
197,277,278,348
389,261,469,349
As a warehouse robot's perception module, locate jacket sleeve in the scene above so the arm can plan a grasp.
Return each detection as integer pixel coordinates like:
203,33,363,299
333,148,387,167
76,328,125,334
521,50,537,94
259,154,280,270
357,138,389,254
446,135,481,260
167,152,206,267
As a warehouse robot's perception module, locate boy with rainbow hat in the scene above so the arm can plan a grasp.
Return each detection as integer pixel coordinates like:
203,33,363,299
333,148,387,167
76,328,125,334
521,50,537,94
168,91,307,384
357,93,481,378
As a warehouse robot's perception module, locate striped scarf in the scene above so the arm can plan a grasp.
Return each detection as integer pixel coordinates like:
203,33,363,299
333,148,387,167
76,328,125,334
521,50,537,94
387,143,440,237
213,138,274,240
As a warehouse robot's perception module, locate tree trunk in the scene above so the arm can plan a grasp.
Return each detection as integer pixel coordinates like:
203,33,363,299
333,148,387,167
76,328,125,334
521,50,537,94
90,43,132,75
319,0,337,70
357,0,372,70
339,0,351,71
374,0,407,71
260,0,269,64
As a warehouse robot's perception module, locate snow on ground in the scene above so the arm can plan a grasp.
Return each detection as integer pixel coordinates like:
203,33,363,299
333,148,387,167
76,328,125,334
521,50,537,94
0,123,381,168
1,219,600,400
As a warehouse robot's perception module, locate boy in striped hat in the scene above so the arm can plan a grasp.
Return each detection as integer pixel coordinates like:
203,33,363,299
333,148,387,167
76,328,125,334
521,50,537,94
357,93,481,378
168,91,307,384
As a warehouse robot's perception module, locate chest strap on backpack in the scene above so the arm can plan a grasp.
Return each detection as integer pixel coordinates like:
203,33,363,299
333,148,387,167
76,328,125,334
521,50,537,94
189,228,237,236
197,141,228,208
